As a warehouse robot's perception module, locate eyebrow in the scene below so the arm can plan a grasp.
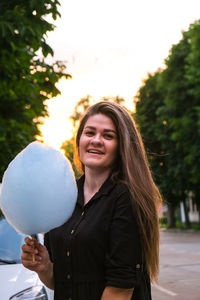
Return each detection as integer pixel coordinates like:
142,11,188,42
84,126,117,135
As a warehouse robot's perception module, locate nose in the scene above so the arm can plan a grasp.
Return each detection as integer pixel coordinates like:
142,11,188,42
90,133,102,145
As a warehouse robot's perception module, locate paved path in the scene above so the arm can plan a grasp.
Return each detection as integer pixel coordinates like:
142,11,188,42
151,229,200,300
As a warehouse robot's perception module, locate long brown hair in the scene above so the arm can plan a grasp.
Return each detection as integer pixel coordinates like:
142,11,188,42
75,101,162,282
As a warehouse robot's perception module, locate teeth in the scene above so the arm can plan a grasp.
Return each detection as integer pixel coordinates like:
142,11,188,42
88,150,102,154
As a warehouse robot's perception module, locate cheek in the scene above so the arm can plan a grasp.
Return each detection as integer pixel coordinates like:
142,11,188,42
79,137,87,158
79,136,85,149
78,138,83,157
109,142,118,159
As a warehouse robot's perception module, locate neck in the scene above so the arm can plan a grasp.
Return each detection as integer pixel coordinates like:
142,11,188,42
83,168,111,204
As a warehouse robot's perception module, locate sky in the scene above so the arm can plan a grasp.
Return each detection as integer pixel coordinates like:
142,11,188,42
39,0,200,150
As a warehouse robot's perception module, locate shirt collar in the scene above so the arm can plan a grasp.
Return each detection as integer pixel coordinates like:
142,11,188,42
77,174,117,207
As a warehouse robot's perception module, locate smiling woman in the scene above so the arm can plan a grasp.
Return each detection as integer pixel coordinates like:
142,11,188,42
22,101,161,300
79,114,118,176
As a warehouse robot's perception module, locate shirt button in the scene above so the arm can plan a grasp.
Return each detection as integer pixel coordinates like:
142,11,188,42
71,229,74,234
136,264,140,269
67,251,70,257
67,274,71,279
81,211,84,216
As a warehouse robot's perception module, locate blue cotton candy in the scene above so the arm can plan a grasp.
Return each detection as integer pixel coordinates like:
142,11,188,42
0,141,77,235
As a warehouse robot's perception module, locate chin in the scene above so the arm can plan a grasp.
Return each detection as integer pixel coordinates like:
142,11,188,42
86,163,111,172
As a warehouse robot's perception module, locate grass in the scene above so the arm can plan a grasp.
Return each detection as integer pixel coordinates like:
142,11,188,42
159,217,200,231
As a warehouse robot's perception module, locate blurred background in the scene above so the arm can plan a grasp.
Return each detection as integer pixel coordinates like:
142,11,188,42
0,0,200,230
1,1,200,299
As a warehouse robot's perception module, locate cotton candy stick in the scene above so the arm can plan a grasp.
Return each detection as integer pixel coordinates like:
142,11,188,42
31,237,36,262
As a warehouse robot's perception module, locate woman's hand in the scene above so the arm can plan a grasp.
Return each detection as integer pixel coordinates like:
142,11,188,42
101,286,134,300
21,237,54,289
21,237,49,273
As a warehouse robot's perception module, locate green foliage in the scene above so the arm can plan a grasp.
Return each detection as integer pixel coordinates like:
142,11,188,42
70,95,93,129
175,221,188,230
175,221,200,231
190,223,200,231
183,21,200,189
61,137,82,179
70,95,127,130
134,19,200,226
101,95,125,106
62,96,93,178
0,0,71,180
160,22,200,214
159,216,168,225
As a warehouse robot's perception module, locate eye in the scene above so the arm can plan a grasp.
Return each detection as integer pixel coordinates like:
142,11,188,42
85,130,95,136
104,134,114,139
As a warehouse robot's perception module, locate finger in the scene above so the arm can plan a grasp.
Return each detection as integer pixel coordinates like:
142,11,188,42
21,258,40,268
24,237,34,246
22,249,39,265
22,251,41,262
22,244,37,254
23,237,41,253
32,239,47,254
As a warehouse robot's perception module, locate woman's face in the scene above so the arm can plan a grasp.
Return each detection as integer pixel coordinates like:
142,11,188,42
79,113,118,173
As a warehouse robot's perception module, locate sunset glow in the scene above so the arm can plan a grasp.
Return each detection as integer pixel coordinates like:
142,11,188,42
39,0,200,150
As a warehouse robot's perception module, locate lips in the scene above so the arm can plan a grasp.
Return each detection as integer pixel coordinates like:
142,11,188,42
87,149,104,155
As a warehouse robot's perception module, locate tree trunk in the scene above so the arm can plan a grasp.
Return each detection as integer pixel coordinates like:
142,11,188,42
197,203,200,225
182,198,191,228
167,203,176,228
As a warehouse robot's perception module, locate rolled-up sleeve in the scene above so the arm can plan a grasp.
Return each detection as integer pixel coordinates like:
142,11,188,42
105,190,143,289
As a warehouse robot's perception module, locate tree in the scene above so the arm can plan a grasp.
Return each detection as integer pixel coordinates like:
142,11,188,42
61,96,93,177
183,21,200,217
157,35,192,227
70,95,93,129
61,137,82,179
157,22,200,227
101,95,125,106
134,71,180,227
0,0,71,180
134,20,200,227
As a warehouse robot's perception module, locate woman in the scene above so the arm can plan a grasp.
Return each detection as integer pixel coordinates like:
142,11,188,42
21,101,161,300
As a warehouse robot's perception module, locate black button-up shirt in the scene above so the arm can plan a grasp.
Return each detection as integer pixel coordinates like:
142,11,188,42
44,175,151,300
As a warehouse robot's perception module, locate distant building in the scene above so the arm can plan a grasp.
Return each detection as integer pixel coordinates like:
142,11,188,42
160,192,200,224
180,199,200,223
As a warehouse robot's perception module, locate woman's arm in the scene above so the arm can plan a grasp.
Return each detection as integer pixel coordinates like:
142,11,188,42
101,286,134,300
37,259,54,290
21,237,54,290
103,187,142,299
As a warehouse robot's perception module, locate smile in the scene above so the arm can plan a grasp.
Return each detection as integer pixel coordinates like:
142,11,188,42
87,150,104,155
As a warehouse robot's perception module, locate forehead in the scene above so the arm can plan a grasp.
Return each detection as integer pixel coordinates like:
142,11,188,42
84,113,116,130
